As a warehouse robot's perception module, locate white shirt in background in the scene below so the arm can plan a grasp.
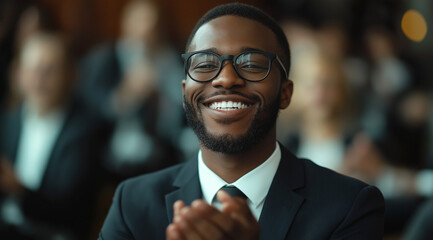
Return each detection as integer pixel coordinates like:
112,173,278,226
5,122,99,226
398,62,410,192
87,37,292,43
14,105,66,191
298,139,345,171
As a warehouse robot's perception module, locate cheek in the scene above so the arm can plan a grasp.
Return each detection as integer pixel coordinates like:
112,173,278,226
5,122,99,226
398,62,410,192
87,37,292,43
183,79,206,104
255,81,281,105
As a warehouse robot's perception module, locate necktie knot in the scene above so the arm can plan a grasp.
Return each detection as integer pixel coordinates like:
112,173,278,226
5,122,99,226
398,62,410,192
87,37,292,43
220,186,247,199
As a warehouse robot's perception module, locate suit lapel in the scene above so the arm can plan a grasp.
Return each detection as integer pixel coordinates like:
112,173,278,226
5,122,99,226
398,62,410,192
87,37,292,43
3,107,23,164
165,159,202,223
163,145,305,238
39,105,74,190
258,145,305,240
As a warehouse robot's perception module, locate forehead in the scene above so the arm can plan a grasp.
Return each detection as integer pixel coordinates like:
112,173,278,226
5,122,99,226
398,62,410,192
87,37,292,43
189,15,279,54
21,41,64,68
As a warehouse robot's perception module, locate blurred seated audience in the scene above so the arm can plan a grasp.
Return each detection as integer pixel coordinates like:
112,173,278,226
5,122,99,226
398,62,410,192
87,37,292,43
343,87,433,235
344,88,433,198
0,32,108,240
277,19,317,138
360,25,412,141
280,48,432,236
78,0,187,179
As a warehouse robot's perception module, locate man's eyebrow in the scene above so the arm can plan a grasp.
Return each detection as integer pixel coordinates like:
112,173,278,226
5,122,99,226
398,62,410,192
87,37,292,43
198,47,218,53
240,47,266,52
195,47,266,54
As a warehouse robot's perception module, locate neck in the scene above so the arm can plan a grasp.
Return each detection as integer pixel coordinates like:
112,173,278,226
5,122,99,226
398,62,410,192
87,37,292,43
28,98,67,117
201,128,277,183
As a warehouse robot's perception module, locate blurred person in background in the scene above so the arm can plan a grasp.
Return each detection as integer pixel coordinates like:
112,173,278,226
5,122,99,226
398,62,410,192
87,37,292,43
344,88,433,197
344,88,433,234
315,22,369,113
277,20,368,141
0,33,108,240
279,21,432,236
361,25,412,141
0,1,56,112
282,50,358,173
276,19,318,139
78,0,186,179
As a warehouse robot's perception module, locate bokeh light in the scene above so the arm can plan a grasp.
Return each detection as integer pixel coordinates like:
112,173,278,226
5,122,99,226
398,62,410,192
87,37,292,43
401,10,428,42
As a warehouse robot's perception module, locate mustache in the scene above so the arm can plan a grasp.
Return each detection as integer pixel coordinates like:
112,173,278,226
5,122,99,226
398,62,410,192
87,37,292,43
197,90,260,103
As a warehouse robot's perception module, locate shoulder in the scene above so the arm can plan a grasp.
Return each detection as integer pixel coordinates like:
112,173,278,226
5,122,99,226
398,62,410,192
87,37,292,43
115,163,186,204
108,163,186,227
82,43,116,61
79,43,118,72
280,145,384,222
303,158,366,189
298,158,384,230
62,100,110,135
100,162,188,239
301,158,383,204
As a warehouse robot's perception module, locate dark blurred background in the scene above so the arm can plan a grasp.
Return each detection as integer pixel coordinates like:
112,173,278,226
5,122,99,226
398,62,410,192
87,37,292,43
0,0,432,239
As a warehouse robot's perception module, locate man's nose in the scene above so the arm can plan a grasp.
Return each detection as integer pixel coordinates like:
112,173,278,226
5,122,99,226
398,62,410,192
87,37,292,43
211,63,245,89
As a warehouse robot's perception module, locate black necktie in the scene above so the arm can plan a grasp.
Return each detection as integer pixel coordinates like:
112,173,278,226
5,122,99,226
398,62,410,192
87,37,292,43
220,186,247,199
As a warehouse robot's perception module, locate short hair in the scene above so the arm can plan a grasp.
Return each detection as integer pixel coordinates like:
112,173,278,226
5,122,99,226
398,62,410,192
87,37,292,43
185,3,291,76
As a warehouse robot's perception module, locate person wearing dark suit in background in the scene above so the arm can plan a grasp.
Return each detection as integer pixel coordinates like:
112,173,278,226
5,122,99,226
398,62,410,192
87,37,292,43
78,0,186,179
0,32,108,240
99,3,385,240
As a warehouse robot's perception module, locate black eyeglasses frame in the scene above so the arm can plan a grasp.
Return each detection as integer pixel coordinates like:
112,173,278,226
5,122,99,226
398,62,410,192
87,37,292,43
181,50,288,82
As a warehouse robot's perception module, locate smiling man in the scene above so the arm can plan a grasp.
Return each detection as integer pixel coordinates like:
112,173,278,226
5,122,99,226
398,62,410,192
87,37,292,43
99,3,384,240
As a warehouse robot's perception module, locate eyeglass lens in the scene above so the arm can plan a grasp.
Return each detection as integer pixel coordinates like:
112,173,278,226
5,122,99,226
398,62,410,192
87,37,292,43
187,52,271,81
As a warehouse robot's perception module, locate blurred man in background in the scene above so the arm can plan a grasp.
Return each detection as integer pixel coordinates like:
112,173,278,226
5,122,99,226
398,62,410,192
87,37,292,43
78,0,187,180
0,32,107,240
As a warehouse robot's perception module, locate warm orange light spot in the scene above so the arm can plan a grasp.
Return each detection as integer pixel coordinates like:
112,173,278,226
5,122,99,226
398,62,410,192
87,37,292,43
401,10,428,42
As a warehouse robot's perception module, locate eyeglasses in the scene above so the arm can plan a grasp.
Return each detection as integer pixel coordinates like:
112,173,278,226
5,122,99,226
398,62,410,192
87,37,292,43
181,50,288,82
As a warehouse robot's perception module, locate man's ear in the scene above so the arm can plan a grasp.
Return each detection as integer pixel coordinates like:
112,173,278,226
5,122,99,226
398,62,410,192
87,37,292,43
182,79,186,95
181,79,186,108
279,79,293,109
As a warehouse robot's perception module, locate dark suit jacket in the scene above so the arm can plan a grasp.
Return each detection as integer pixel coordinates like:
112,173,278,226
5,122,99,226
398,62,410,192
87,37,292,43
99,145,385,240
403,197,433,240
0,101,109,237
78,44,184,143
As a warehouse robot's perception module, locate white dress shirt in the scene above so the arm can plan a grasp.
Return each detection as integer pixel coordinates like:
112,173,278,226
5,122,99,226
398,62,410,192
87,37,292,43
14,105,66,191
297,138,345,171
198,142,281,220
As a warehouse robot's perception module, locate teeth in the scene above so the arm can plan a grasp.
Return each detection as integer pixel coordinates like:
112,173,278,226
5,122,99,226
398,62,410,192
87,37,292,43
209,101,250,110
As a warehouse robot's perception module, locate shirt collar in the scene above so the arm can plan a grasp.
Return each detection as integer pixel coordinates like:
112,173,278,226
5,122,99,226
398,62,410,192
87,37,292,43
198,142,281,208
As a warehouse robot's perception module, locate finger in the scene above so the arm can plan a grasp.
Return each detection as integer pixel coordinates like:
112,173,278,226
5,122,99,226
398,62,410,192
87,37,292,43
166,223,184,240
189,200,259,239
189,200,239,237
217,191,257,228
174,208,203,240
174,200,185,218
178,200,229,240
217,191,252,217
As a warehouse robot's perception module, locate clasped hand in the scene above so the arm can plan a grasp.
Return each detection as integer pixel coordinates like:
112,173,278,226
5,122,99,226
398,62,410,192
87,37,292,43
166,190,259,240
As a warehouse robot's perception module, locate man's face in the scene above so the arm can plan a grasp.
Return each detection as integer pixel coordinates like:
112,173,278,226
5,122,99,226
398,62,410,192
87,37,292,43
19,41,69,111
183,16,292,154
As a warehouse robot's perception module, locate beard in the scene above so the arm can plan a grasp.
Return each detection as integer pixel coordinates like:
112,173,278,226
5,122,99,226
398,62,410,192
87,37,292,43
183,91,281,154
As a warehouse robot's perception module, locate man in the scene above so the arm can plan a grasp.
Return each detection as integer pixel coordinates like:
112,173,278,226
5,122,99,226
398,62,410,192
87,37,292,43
78,0,185,178
0,32,107,239
99,3,384,240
